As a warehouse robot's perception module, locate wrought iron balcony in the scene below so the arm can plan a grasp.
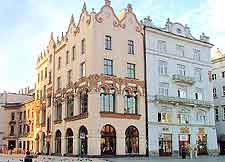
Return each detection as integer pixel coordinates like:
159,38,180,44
172,74,195,85
153,95,211,108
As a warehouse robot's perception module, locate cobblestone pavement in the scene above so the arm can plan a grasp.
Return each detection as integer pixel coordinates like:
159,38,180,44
2,155,225,162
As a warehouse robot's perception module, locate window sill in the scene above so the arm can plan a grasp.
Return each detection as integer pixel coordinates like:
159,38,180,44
100,112,141,120
105,48,112,51
54,119,62,125
64,112,88,122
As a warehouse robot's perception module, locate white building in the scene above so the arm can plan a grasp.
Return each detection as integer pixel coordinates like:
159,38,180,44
144,17,218,156
211,49,225,154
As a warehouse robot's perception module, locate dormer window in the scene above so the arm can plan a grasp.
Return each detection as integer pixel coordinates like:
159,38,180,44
105,35,112,50
176,28,182,34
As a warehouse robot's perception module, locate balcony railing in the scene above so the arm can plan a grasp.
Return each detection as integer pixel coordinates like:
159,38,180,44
153,95,212,108
172,74,195,85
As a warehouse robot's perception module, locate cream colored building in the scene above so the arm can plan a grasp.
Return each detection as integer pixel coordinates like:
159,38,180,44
34,0,146,156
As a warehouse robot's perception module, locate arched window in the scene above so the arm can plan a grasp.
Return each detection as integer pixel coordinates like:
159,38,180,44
67,96,74,117
80,91,88,114
100,88,115,112
124,91,137,114
66,128,73,154
125,126,139,154
42,132,46,153
55,130,61,154
101,124,116,155
79,126,88,155
35,133,39,153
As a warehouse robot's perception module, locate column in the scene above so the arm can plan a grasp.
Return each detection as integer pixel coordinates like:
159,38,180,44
172,130,179,156
88,128,100,156
149,126,159,156
73,136,78,155
190,128,196,146
117,129,125,155
74,96,79,116
61,137,66,156
116,95,124,114
207,127,218,155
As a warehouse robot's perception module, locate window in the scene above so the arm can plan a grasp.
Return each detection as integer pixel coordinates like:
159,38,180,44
159,60,168,75
41,109,46,124
19,125,22,135
176,44,184,56
57,77,61,90
105,35,112,50
36,90,39,100
49,54,52,63
124,91,137,114
66,51,69,64
40,90,42,100
56,102,62,121
213,88,217,98
128,40,134,54
196,111,207,124
212,74,217,80
193,49,200,61
24,111,26,120
80,91,88,114
223,106,225,120
47,95,52,107
81,39,86,54
104,59,113,76
177,64,186,76
215,107,219,121
194,68,202,81
11,112,15,121
222,72,225,78
67,96,74,117
41,70,43,81
177,87,187,98
19,112,22,120
159,82,169,96
67,70,72,85
10,126,14,136
45,67,47,79
158,112,171,123
127,63,135,79
100,88,115,112
195,88,203,100
72,46,75,60
80,62,86,77
58,57,61,70
223,86,225,96
177,113,190,124
49,71,52,84
38,73,40,83
157,40,167,53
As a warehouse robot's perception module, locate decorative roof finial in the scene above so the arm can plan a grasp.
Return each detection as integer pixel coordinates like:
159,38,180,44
127,4,133,12
61,32,64,40
50,32,54,40
105,0,111,6
70,14,74,24
82,1,87,11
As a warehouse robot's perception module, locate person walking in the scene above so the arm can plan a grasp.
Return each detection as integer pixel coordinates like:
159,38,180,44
181,145,186,159
187,144,193,159
194,146,198,159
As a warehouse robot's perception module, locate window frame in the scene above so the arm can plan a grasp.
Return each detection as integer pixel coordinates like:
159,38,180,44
128,40,134,54
127,63,135,79
104,59,113,76
105,35,112,50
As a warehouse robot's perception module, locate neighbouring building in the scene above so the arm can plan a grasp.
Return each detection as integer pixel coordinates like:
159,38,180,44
34,0,146,156
144,17,218,156
211,49,225,155
0,92,35,153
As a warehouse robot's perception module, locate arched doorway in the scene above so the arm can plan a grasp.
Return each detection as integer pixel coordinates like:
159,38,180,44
101,124,116,155
55,130,61,154
125,126,139,154
66,128,73,154
79,126,88,156
35,133,39,153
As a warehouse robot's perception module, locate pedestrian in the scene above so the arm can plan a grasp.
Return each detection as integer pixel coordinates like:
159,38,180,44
24,150,32,162
187,144,193,159
194,146,198,159
181,145,186,159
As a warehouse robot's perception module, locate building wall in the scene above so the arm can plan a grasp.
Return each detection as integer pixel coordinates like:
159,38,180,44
145,20,217,156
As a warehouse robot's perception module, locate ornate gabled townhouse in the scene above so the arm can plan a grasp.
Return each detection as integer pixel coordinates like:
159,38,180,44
35,0,146,157
143,17,218,156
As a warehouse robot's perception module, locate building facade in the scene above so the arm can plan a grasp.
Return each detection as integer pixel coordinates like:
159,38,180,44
34,0,146,156
144,17,218,156
211,49,225,154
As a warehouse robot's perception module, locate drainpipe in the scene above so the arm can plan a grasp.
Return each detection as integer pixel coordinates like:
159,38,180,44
143,25,149,156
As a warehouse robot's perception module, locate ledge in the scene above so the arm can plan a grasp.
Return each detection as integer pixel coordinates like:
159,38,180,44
64,112,88,122
100,112,141,120
53,119,62,125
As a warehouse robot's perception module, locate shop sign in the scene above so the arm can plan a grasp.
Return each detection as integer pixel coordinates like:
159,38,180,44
198,128,205,134
180,127,189,134
179,134,189,141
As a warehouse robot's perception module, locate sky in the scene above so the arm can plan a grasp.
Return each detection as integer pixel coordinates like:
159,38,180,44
0,0,224,92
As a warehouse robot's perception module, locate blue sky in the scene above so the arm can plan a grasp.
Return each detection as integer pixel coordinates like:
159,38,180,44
0,0,224,92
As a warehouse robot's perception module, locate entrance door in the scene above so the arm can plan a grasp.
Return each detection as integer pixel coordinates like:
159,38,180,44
197,134,208,155
79,126,88,156
159,134,172,156
179,134,190,155
101,125,116,155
